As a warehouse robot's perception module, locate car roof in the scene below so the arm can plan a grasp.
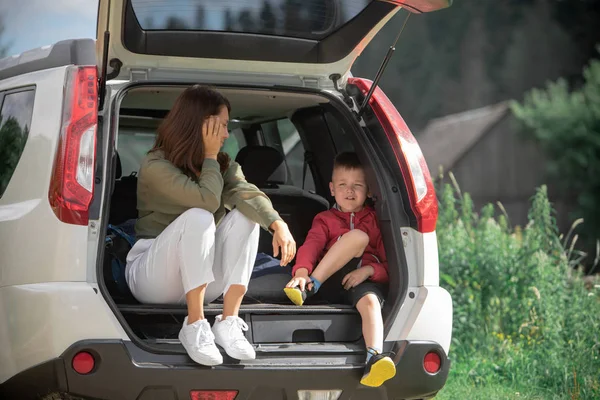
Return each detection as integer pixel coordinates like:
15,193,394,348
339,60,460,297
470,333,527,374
0,39,96,82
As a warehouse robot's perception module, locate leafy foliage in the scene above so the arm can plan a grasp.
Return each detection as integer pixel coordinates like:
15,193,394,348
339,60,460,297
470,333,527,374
0,116,29,195
437,179,600,398
353,0,600,130
511,54,600,259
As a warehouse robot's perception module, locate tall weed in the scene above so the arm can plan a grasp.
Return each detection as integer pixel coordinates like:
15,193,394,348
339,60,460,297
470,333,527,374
438,179,600,398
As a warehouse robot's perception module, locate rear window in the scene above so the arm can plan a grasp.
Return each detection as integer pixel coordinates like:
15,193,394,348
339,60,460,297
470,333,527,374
131,0,373,40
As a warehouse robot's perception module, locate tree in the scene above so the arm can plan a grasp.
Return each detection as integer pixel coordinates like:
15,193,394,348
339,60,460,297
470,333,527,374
238,10,256,32
511,52,600,264
0,16,9,58
259,2,277,34
224,9,235,31
142,17,155,30
165,16,189,30
281,0,307,35
194,6,206,29
0,116,28,195
352,0,600,131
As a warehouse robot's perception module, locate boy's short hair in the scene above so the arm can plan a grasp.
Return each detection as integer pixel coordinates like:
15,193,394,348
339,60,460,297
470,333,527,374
333,152,362,170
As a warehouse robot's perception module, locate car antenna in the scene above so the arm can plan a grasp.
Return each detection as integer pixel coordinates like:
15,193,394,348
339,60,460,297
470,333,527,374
358,11,411,118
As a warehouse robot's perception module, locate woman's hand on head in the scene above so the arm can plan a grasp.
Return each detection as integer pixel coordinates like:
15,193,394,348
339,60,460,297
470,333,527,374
202,116,224,160
270,220,296,266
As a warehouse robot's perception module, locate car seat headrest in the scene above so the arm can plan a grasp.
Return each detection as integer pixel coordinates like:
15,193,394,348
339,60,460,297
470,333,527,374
235,146,287,187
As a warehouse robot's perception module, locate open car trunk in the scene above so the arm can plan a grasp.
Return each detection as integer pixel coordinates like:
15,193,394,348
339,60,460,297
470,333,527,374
92,0,449,364
98,83,409,361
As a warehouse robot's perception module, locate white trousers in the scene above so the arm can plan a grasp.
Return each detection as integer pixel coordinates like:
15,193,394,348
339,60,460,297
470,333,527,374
125,208,260,305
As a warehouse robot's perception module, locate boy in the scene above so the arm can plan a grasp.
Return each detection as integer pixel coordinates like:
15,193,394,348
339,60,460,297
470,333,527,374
283,152,396,387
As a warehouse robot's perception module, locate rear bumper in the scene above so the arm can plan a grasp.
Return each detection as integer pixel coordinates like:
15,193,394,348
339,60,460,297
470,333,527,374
0,339,450,400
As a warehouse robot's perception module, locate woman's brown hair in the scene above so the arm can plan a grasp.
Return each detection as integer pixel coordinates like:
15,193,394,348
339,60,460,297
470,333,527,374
150,85,231,175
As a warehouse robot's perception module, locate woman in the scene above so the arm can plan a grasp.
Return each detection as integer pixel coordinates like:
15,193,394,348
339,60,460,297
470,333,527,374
125,85,296,367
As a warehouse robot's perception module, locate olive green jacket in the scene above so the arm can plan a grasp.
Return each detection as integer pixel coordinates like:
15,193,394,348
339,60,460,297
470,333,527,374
135,151,282,239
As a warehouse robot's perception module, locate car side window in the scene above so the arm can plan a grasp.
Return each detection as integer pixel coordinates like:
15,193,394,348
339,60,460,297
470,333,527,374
0,89,35,197
261,118,315,192
116,127,157,176
222,127,246,160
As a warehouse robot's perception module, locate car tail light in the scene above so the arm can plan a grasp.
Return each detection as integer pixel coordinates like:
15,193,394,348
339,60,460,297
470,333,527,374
349,77,438,233
49,65,98,225
72,351,95,374
423,351,442,374
190,391,238,400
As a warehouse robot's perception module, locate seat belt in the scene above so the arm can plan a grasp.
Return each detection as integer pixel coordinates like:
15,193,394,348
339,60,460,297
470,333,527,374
302,151,313,190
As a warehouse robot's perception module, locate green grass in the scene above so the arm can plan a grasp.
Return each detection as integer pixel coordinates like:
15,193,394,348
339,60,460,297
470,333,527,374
437,378,552,400
435,176,600,399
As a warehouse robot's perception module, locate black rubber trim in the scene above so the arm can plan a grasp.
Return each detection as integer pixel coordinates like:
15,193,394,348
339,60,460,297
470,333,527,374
347,82,419,233
0,39,96,82
118,303,359,315
346,82,419,325
307,98,411,334
121,0,397,63
96,81,411,356
0,339,449,400
124,340,366,361
88,114,105,220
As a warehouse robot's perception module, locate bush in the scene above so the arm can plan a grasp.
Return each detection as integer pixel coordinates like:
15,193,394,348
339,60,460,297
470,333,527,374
510,52,600,260
438,179,600,399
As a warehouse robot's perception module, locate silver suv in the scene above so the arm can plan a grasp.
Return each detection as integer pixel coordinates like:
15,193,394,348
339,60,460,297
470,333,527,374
0,1,453,399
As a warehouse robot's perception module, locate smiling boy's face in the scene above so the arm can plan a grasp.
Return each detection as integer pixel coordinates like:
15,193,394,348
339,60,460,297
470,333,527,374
329,166,369,213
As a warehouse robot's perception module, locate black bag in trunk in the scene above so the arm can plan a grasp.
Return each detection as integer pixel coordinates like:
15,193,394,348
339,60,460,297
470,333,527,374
103,224,137,303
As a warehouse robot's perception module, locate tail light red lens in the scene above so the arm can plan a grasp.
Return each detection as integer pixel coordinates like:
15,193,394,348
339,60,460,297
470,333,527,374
72,351,95,375
48,65,98,225
349,78,438,233
423,351,442,374
190,391,238,400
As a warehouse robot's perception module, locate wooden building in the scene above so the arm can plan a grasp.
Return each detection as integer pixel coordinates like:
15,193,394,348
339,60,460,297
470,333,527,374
418,102,575,233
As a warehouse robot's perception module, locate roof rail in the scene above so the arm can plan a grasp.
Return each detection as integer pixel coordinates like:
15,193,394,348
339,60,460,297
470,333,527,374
0,38,96,81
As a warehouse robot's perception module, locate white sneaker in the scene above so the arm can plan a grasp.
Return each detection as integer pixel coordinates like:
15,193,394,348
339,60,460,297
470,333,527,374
212,315,256,360
178,317,223,366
